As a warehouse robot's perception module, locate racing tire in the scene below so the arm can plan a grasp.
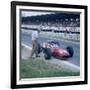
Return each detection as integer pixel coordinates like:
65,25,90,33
43,48,52,60
66,46,74,57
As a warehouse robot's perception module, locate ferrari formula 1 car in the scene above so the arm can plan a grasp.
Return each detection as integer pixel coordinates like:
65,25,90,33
38,40,74,60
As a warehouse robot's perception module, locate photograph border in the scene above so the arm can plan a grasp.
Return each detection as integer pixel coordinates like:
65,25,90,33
11,1,88,89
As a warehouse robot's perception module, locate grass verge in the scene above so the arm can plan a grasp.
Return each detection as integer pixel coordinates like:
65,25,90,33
20,58,80,79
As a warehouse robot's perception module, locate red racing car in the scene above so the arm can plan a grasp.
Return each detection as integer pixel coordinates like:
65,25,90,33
38,40,74,60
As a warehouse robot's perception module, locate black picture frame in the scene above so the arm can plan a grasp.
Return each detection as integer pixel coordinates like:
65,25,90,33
11,1,88,89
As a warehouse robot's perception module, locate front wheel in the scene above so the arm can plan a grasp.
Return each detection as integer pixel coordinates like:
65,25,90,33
66,46,74,57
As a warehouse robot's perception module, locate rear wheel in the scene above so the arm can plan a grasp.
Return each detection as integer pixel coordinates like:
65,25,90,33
66,46,74,57
43,48,52,60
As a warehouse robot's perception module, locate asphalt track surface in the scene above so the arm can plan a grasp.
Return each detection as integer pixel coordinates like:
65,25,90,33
21,30,80,67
